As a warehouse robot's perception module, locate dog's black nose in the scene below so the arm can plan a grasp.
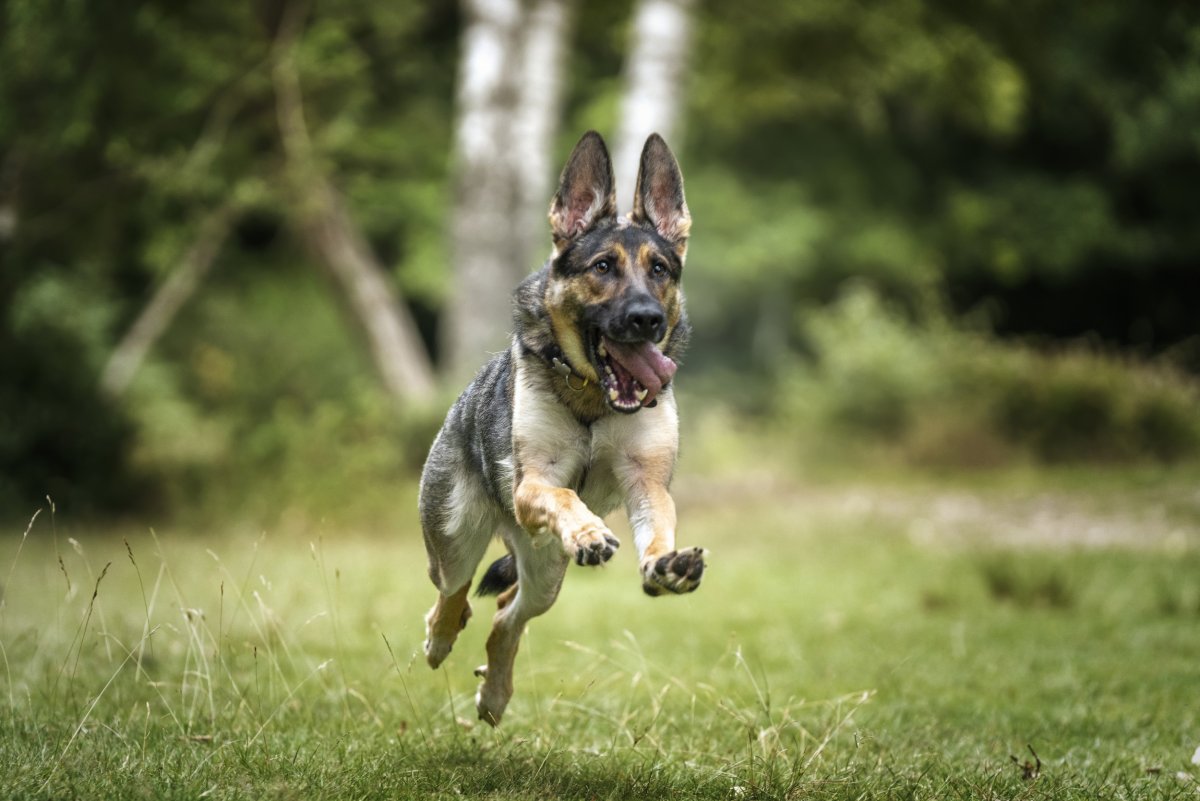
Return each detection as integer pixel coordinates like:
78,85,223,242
619,296,666,342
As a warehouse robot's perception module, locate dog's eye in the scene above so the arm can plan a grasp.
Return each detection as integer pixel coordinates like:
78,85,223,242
593,260,611,275
651,261,668,278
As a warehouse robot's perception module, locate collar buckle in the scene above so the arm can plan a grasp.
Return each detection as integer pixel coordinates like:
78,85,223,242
551,356,589,391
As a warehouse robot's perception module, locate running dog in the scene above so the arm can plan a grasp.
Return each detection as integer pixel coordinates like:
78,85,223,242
419,130,706,726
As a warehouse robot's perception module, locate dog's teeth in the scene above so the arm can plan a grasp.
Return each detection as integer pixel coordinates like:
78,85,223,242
604,365,614,376
636,387,648,402
598,342,607,357
608,388,619,402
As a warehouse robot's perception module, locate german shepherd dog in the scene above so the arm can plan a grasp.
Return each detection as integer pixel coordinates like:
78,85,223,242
419,131,705,726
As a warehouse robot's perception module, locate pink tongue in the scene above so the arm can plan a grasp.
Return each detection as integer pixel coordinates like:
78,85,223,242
603,338,677,405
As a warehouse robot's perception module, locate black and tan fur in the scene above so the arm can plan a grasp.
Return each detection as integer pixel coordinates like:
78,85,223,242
419,131,705,726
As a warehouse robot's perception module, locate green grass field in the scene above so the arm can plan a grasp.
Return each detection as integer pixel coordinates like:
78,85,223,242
3,458,1200,799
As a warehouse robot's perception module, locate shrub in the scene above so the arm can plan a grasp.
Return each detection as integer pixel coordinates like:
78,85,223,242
991,349,1200,462
784,285,1200,466
0,286,149,519
124,266,447,525
977,554,1077,609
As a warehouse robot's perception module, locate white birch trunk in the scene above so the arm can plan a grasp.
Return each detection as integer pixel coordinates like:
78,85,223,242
510,0,575,281
445,0,574,382
445,0,524,382
614,0,696,214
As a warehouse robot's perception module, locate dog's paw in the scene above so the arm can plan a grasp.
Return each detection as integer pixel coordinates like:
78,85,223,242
424,637,451,670
475,670,512,727
562,518,620,566
641,547,707,596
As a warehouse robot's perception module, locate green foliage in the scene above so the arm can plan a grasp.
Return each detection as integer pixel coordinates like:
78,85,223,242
993,350,1200,463
688,0,1200,331
785,286,1200,466
0,319,142,516
0,264,144,515
5,0,1200,516
977,553,1078,609
0,1,454,517
941,176,1122,284
126,261,444,524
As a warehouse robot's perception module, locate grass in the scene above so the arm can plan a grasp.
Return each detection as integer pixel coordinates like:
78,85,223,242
3,463,1200,799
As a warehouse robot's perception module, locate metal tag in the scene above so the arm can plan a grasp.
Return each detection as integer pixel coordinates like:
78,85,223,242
551,357,573,380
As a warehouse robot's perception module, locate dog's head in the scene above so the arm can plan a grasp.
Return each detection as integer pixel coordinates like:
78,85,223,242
542,131,691,414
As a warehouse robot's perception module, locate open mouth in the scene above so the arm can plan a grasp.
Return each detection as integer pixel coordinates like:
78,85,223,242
591,333,678,413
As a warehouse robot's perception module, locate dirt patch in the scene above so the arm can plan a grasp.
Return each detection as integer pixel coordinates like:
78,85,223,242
675,471,1200,550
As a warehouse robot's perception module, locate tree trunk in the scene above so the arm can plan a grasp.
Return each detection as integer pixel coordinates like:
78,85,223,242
444,0,524,382
509,0,575,286
613,0,696,214
291,182,438,403
444,0,574,382
272,5,436,404
99,205,235,398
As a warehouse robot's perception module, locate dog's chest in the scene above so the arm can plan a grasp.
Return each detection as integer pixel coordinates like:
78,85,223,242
574,445,624,517
509,358,660,518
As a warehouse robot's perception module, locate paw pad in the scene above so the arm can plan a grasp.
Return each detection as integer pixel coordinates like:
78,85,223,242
575,532,620,566
642,546,707,595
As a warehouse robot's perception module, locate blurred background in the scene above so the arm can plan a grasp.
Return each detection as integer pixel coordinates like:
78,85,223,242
3,0,1200,526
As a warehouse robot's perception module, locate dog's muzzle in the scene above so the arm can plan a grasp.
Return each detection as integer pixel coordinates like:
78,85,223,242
610,295,666,344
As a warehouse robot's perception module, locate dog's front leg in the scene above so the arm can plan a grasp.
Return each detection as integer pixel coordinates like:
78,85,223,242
610,401,706,595
623,474,706,595
513,471,620,564
509,361,620,563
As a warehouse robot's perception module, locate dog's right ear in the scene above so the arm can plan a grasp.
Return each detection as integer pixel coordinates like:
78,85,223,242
549,131,617,249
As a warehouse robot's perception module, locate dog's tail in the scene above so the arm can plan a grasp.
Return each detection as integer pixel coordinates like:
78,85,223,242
475,553,518,597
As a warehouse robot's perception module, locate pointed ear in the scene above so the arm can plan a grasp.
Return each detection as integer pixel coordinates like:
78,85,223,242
549,131,617,248
631,133,691,256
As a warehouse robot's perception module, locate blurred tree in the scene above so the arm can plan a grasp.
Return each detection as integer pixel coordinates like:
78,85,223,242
99,1,438,406
100,204,236,397
445,0,699,377
0,0,455,514
272,1,435,403
510,0,577,303
4,0,1200,516
445,0,575,380
0,0,261,513
682,0,1200,367
613,0,695,213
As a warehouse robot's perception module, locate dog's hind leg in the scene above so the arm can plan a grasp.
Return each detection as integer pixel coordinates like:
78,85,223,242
424,582,473,669
420,468,497,669
475,527,569,726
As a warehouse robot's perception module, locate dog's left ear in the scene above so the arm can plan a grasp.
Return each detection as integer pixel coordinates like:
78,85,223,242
549,131,618,249
631,134,691,257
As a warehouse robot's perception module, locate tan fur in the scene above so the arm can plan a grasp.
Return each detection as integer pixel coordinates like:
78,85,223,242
423,581,472,669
